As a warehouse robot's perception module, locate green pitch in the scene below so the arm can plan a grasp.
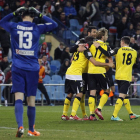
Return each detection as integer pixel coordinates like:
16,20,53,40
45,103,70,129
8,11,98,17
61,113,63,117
0,106,140,140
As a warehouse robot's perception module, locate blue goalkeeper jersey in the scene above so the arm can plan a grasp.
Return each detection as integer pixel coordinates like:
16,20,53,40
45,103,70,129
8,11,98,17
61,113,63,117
0,13,58,71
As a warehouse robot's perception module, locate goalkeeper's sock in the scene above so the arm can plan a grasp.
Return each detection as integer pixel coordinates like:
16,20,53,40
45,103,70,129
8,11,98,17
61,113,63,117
15,99,23,128
123,98,133,115
71,97,81,116
88,95,96,115
98,92,109,110
80,94,87,117
113,97,124,118
63,97,71,116
27,106,36,132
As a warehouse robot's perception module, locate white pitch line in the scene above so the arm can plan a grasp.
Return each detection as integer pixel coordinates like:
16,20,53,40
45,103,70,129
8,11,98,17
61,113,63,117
0,127,16,130
0,127,83,132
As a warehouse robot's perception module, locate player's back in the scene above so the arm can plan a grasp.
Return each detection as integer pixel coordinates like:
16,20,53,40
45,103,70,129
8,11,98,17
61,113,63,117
66,51,88,79
115,46,137,81
88,40,107,74
10,21,41,71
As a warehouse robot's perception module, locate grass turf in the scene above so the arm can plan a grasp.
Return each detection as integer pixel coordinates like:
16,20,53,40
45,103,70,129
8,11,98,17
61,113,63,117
0,105,140,140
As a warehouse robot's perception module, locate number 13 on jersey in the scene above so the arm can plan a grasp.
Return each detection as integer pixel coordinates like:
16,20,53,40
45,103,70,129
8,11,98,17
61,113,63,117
17,31,33,49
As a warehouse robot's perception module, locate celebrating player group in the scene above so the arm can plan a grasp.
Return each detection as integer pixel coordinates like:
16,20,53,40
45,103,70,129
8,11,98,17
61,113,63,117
0,5,139,138
61,27,140,122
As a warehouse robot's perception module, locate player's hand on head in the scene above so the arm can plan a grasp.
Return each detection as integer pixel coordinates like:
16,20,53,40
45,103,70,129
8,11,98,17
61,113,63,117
29,7,42,18
94,42,100,48
13,7,27,16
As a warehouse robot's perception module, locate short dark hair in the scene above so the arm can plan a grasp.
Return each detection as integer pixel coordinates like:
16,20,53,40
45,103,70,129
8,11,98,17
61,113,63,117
85,36,94,42
121,36,130,45
87,26,97,33
96,28,108,39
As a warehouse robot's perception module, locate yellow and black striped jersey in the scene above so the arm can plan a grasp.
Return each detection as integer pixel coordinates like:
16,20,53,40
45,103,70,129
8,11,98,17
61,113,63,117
115,46,137,81
88,40,108,74
66,51,88,80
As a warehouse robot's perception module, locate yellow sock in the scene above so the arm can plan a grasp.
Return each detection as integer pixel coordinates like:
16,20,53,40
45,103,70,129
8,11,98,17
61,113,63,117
71,97,81,116
80,94,87,117
123,99,133,114
98,93,109,110
88,96,96,115
63,97,71,116
113,98,123,117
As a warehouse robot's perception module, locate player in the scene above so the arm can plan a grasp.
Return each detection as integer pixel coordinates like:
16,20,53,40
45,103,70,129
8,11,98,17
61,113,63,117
0,7,58,137
87,28,112,120
87,26,97,39
110,36,140,121
61,38,113,121
95,36,140,121
69,26,98,120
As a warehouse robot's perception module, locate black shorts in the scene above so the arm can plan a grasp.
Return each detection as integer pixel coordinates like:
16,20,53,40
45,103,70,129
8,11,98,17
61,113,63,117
116,80,130,94
108,75,114,87
65,79,83,94
88,73,110,90
82,73,88,92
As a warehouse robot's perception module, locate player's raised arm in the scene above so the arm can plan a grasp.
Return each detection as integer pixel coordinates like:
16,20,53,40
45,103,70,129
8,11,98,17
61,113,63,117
84,49,114,67
0,13,14,32
94,41,119,57
28,7,58,34
0,7,27,32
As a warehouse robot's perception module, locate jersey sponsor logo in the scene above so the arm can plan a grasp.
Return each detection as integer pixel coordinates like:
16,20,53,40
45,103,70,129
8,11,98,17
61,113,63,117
17,25,33,31
16,49,34,56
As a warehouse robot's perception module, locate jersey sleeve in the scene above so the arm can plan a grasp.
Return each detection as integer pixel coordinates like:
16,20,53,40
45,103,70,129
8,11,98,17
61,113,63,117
70,45,78,53
0,13,15,32
37,16,58,34
98,46,119,57
84,49,93,60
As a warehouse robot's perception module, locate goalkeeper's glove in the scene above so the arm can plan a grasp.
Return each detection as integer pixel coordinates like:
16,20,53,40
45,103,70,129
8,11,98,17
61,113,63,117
13,7,27,16
28,7,43,18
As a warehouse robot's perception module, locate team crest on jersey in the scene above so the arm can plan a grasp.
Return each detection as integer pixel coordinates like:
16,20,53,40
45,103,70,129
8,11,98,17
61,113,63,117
73,52,79,61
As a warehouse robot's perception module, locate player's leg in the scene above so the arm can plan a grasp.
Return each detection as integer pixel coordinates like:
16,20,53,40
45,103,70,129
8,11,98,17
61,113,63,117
70,92,83,120
80,93,88,120
27,96,40,136
124,95,140,120
38,83,52,105
11,66,25,137
62,93,73,120
15,92,24,137
26,70,40,136
111,80,129,121
61,79,73,120
70,80,83,120
95,74,110,120
87,74,98,120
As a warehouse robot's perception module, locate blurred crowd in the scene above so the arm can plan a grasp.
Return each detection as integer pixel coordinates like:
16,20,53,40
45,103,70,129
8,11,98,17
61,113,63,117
0,0,140,101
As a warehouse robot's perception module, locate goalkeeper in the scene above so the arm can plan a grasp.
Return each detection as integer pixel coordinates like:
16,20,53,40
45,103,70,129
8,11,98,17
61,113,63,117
0,7,57,137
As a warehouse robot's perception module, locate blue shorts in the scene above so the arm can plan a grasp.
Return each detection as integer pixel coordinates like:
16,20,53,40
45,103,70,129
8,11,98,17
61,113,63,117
11,65,39,97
